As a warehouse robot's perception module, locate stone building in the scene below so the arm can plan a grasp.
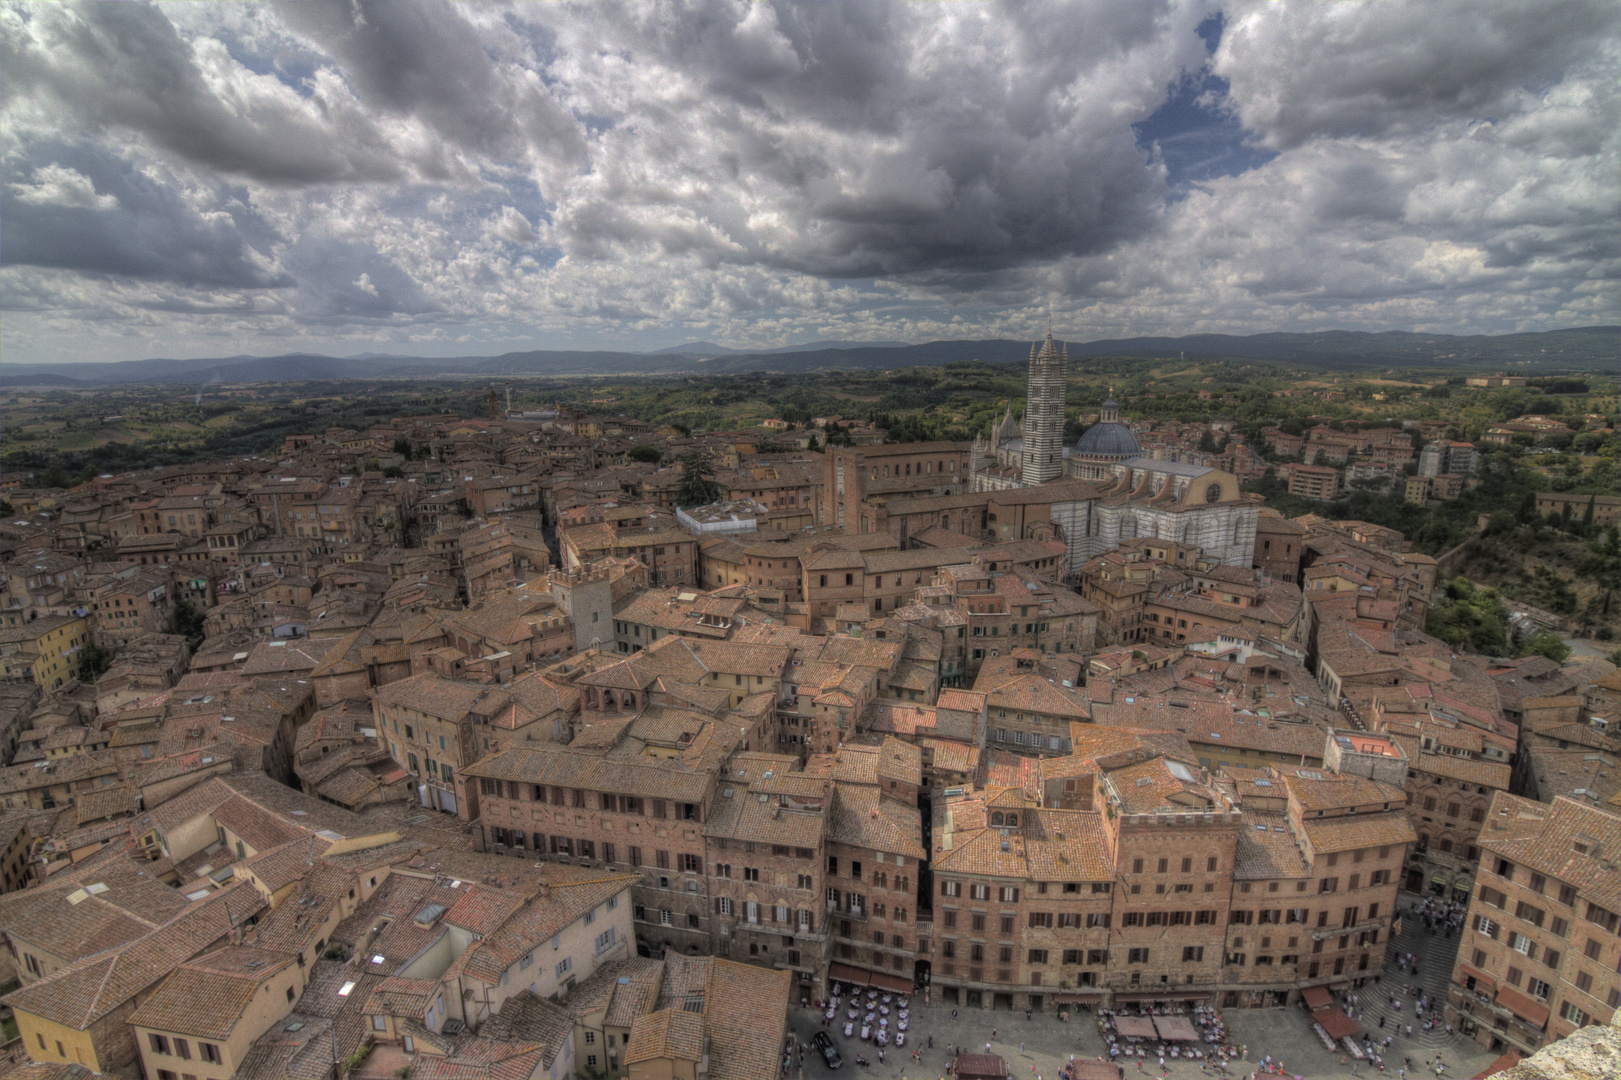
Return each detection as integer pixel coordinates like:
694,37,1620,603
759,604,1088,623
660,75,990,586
927,729,1410,1013
817,442,971,534
1368,686,1514,899
1446,792,1619,1056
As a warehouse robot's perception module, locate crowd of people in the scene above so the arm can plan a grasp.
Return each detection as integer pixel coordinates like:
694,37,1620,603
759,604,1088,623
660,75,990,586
1407,896,1466,939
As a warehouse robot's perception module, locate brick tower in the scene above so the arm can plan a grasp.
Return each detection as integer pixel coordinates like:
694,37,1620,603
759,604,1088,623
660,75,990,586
1020,331,1067,485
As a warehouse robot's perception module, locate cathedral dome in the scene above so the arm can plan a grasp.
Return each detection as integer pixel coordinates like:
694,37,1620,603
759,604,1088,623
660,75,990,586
1073,421,1140,458
1073,395,1139,459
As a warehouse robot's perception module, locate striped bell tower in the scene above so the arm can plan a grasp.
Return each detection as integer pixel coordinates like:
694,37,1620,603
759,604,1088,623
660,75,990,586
1020,331,1067,485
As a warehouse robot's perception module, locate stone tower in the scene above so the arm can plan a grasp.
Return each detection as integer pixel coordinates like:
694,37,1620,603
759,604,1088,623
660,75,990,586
1020,331,1067,485
549,565,614,653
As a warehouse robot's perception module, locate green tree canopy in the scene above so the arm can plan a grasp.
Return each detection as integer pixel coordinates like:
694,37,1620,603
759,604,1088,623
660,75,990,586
675,453,723,508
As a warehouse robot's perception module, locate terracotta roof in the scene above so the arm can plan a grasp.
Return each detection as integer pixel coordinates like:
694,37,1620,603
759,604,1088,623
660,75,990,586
1024,810,1114,880
1478,792,1621,899
129,946,292,1039
3,881,265,1031
1302,811,1417,855
827,785,925,858
626,1007,706,1065
701,958,792,1080
1234,813,1311,880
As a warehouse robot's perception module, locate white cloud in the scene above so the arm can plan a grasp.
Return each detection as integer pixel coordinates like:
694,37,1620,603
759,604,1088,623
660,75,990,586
10,164,118,211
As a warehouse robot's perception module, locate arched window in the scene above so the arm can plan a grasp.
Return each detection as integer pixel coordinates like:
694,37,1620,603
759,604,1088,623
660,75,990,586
991,811,1004,826
1005,813,1018,827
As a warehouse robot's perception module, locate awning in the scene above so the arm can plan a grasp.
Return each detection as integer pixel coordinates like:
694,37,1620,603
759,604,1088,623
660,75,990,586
869,970,913,994
828,962,910,994
1316,1010,1363,1040
1153,1016,1199,1041
1115,1017,1158,1039
1069,1063,1124,1080
1301,985,1334,1011
1494,986,1549,1028
829,963,870,987
1457,963,1496,991
953,1053,1010,1080
1112,991,1211,1003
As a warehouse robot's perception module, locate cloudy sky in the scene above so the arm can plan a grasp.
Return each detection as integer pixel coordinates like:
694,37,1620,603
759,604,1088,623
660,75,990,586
2,0,1616,364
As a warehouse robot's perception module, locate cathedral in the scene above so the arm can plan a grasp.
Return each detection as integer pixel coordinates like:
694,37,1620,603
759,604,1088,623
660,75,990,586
968,331,1258,568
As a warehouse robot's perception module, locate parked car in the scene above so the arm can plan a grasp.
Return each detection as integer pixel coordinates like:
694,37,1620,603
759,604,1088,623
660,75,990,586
812,1030,842,1069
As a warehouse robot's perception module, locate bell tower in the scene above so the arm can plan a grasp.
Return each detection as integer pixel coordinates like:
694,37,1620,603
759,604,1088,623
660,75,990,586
1020,331,1067,485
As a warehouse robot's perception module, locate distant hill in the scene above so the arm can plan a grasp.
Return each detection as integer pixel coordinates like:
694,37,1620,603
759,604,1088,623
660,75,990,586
651,338,912,356
651,341,738,355
2,327,1612,385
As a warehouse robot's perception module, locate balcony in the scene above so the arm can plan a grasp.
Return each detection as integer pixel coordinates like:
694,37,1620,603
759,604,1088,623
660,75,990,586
827,902,869,926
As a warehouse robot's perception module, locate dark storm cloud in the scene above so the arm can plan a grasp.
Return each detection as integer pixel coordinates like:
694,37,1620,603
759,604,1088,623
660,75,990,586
2,142,292,288
544,2,1206,277
542,0,1202,278
272,0,586,175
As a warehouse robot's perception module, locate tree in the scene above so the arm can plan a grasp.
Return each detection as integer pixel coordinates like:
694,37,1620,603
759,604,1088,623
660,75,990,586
628,444,663,464
675,453,722,508
1520,630,1572,664
172,595,207,648
1426,576,1513,657
77,644,115,683
40,461,70,489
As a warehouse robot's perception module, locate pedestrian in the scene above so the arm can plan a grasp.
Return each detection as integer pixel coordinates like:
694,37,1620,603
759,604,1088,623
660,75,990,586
1406,1025,1412,1038
1380,1017,1386,1029
952,1009,959,1022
